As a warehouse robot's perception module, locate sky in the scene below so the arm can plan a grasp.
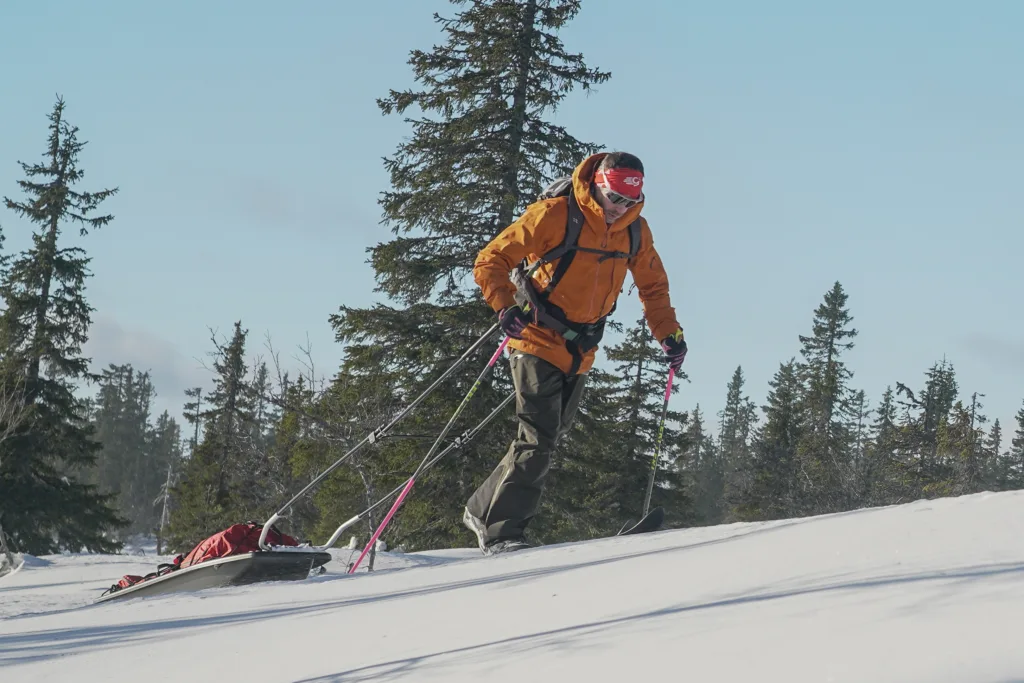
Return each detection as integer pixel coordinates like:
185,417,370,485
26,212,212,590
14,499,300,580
1,0,1022,444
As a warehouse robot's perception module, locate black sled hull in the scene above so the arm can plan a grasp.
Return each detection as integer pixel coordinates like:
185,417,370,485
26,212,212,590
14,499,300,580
95,550,332,604
617,506,665,536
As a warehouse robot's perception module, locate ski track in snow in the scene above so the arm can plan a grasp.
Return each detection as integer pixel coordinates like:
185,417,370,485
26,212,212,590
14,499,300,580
3,492,1024,682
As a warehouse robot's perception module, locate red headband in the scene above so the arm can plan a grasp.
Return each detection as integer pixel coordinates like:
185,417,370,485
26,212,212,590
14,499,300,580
594,168,644,199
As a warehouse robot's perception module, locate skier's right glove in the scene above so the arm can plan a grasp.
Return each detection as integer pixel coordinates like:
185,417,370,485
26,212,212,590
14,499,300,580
498,305,531,339
660,328,687,371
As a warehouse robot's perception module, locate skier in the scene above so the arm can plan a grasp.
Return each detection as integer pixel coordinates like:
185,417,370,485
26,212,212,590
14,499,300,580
463,151,687,555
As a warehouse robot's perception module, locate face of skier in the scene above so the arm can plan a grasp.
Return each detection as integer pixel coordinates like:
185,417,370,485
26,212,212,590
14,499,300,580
593,167,643,224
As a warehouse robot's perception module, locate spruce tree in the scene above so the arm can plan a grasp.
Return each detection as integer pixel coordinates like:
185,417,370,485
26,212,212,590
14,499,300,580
718,365,757,520
740,360,803,521
166,322,257,551
371,0,610,305
231,358,285,521
183,386,204,455
860,387,906,506
895,359,959,496
0,96,126,554
847,388,872,506
932,411,962,497
88,363,162,536
321,0,614,550
150,410,183,553
265,375,325,543
686,404,724,524
90,364,130,495
0,368,27,454
1008,403,1024,489
984,418,1006,491
955,392,988,494
795,281,858,514
0,354,27,570
0,224,24,566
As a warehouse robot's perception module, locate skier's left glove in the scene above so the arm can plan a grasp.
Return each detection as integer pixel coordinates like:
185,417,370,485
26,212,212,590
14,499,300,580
498,305,531,340
660,328,687,371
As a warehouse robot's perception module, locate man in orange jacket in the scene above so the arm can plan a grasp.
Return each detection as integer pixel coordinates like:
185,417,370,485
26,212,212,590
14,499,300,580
463,151,687,555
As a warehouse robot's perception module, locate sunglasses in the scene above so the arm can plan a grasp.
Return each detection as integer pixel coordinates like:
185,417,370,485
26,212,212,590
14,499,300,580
596,184,643,208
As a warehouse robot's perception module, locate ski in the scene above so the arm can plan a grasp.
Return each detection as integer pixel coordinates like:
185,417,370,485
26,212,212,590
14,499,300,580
617,505,665,536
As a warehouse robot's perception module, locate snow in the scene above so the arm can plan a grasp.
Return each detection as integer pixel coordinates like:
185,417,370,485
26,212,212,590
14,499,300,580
3,492,1024,682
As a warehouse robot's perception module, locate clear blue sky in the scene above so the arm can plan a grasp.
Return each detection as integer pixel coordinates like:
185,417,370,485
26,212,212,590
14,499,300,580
2,1,1022,442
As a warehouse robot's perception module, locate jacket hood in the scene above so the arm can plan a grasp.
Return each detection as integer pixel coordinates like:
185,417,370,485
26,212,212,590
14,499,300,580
571,153,645,234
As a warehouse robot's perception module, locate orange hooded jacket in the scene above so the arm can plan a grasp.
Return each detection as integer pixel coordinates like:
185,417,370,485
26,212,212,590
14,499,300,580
473,153,682,376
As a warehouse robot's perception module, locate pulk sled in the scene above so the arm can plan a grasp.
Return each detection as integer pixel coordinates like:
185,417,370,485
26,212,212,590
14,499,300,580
99,323,512,602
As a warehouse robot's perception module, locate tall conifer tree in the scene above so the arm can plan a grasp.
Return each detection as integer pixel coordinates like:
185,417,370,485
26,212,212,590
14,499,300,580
686,404,724,524
718,365,757,519
983,418,1005,490
948,392,988,496
895,359,959,495
860,387,905,506
0,97,126,553
89,363,163,536
151,409,183,552
741,360,803,520
166,322,257,550
795,281,858,513
321,0,613,550
1008,403,1024,489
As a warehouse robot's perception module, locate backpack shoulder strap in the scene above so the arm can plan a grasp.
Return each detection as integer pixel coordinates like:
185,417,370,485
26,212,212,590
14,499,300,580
539,192,584,294
627,218,642,260
525,194,639,296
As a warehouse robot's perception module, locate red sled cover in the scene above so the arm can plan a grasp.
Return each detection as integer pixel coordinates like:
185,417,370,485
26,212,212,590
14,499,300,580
180,523,299,569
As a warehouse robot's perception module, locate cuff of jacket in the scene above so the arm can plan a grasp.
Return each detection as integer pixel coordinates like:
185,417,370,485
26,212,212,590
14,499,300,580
489,289,517,313
655,322,684,344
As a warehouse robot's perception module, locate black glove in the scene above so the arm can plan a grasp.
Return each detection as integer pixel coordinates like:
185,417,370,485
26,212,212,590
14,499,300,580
660,328,687,371
499,305,531,339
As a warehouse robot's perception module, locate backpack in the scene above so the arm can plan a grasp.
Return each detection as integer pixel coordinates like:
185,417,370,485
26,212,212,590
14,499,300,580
509,176,643,374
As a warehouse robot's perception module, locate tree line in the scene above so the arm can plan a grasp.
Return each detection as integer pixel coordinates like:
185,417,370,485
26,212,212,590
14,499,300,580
1,1,1021,564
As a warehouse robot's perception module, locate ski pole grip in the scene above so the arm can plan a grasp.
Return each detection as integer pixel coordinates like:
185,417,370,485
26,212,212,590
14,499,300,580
258,513,281,551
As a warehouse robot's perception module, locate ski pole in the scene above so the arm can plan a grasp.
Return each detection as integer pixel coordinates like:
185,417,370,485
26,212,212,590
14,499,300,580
642,366,675,518
318,390,515,551
259,322,501,550
348,336,511,573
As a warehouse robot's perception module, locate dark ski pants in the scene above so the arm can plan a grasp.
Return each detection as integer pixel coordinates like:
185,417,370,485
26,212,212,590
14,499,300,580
466,350,587,544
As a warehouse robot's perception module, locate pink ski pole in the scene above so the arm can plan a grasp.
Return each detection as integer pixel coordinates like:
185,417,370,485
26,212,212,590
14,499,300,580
642,366,675,517
349,336,511,574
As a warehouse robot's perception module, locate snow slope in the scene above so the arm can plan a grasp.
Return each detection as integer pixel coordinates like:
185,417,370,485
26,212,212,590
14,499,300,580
3,492,1024,682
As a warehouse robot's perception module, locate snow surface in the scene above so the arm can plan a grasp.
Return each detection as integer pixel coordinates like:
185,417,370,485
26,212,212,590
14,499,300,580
3,492,1024,682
